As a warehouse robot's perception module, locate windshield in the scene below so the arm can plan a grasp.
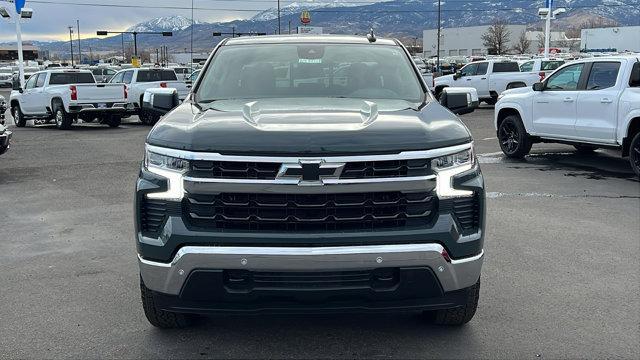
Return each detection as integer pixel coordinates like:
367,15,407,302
196,43,424,104
49,72,96,84
136,70,178,82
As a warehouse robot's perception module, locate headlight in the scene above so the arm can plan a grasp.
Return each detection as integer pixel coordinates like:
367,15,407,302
432,146,475,198
144,147,189,200
145,149,189,172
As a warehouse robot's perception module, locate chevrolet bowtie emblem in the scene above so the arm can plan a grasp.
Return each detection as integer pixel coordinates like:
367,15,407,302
277,160,345,185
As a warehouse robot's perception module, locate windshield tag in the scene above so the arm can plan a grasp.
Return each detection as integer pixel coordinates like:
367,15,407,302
299,59,322,64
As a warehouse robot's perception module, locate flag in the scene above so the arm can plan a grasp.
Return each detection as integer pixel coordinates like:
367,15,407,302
15,0,26,14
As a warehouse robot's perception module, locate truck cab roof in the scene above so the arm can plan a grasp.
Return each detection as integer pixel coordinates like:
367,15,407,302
223,34,398,46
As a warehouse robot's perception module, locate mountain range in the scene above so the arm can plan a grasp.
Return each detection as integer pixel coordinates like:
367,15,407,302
18,0,640,55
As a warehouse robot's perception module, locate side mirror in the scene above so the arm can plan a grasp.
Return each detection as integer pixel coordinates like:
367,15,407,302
439,87,479,115
453,71,462,80
532,82,545,91
142,88,180,116
12,79,22,91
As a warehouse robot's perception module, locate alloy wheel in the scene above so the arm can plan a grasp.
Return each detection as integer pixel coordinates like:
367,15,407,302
499,122,519,154
56,110,63,127
632,139,640,171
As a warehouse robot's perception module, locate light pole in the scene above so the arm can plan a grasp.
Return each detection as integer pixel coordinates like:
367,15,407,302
97,30,173,64
76,19,81,64
436,0,441,74
1,3,33,89
277,0,281,35
68,26,74,66
538,1,566,58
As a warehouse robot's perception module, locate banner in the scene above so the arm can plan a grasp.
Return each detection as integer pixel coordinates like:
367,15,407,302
15,0,26,14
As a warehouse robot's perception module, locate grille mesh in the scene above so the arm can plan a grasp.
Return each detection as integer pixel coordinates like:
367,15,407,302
185,192,436,232
188,159,430,180
140,199,168,234
452,195,480,231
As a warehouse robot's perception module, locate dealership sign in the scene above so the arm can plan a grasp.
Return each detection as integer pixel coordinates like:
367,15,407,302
300,10,311,25
298,26,323,35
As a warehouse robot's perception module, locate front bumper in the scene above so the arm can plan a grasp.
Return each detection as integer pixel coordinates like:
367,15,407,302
0,129,11,147
139,244,483,296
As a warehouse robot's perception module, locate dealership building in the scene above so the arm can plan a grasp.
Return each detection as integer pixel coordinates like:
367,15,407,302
422,25,575,57
423,25,527,57
581,26,640,52
0,43,40,61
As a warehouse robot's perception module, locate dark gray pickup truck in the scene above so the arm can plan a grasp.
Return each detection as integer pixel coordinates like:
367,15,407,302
137,35,485,328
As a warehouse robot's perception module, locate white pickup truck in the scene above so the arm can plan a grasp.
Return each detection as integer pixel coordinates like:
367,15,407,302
495,56,640,176
518,58,565,80
109,68,190,125
9,69,129,129
434,60,540,104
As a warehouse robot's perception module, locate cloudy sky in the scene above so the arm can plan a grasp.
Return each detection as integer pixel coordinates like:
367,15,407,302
0,0,379,42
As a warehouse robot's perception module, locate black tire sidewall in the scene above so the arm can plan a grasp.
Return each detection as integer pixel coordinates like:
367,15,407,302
499,116,531,158
54,106,71,130
12,105,26,127
630,132,640,177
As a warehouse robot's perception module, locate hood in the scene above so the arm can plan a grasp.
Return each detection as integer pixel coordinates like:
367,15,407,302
147,98,472,156
434,74,454,85
500,87,532,97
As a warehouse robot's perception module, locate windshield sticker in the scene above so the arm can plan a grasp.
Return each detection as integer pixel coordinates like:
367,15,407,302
299,58,322,64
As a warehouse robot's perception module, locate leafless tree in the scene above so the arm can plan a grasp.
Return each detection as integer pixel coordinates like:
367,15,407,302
537,33,546,50
481,20,512,55
512,30,531,54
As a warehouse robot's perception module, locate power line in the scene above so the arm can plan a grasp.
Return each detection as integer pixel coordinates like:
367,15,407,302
24,0,640,14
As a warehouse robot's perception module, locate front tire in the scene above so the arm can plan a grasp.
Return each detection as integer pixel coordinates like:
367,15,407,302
54,105,72,130
11,104,26,127
425,279,480,326
629,132,640,177
140,278,193,329
498,115,532,158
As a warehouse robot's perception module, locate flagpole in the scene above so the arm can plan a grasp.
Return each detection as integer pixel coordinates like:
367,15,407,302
15,8,26,88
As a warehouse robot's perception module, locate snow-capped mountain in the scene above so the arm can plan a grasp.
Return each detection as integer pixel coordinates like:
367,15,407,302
32,0,640,53
251,1,361,22
125,16,202,33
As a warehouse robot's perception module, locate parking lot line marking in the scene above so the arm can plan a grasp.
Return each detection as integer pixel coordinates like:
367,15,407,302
481,137,497,141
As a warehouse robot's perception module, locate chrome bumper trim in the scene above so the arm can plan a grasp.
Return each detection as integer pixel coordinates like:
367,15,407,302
138,245,484,295
183,175,437,194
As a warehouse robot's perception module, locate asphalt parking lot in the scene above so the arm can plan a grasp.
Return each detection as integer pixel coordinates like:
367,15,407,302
0,88,638,359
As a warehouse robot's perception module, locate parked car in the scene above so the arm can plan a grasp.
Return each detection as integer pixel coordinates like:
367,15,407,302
171,66,191,81
0,94,7,123
0,95,11,156
137,34,485,329
495,56,640,176
412,56,428,74
435,60,540,105
9,69,129,129
90,67,118,83
519,58,565,81
110,67,189,125
187,69,201,84
0,123,11,156
0,68,13,87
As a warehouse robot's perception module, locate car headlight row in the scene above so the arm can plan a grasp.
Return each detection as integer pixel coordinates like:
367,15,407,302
144,148,190,200
142,145,476,201
145,149,190,173
431,146,475,198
